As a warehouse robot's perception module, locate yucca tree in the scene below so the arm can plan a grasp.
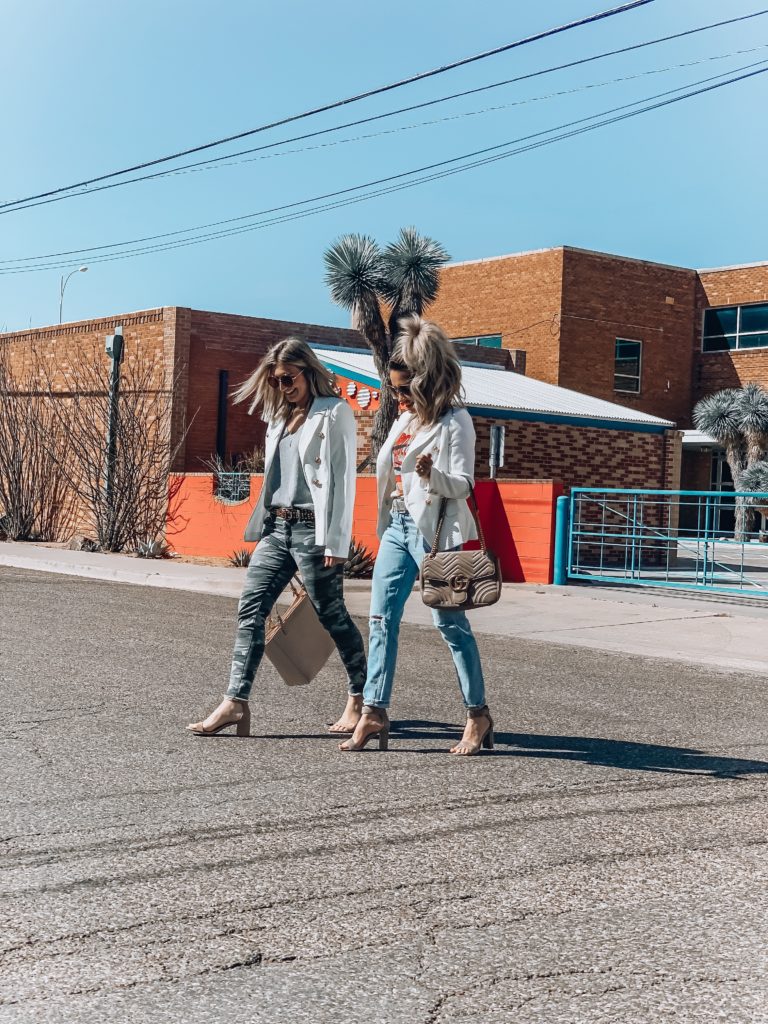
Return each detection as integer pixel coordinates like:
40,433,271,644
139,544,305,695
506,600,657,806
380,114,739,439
741,460,768,490
324,227,449,462
693,382,768,539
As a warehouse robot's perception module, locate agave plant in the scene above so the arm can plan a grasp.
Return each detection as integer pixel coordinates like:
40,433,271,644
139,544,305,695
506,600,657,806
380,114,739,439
229,547,253,568
343,538,375,579
135,536,170,559
324,227,449,461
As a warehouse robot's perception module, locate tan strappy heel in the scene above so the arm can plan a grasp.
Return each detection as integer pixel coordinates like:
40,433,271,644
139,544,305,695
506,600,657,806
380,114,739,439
187,698,251,737
450,705,494,756
338,707,390,752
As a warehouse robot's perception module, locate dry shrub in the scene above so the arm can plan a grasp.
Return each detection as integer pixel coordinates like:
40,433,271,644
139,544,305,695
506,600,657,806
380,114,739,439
0,344,77,541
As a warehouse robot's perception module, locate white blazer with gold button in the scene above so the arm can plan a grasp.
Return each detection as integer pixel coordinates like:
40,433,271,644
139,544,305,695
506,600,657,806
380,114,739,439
244,396,357,559
375,406,478,549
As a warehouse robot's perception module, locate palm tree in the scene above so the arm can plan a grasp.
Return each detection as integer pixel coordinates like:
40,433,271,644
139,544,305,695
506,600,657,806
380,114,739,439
324,227,449,461
693,382,768,539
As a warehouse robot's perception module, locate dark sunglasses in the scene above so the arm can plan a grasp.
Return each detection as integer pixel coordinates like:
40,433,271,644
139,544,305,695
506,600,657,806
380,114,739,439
268,370,304,390
389,381,412,397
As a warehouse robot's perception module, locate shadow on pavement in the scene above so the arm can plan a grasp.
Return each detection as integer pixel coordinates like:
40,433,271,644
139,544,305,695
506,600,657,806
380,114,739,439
388,720,768,778
195,722,768,777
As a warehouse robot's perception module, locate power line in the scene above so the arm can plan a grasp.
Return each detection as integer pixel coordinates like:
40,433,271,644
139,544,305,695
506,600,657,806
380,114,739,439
3,9,765,217
5,41,766,230
0,1,655,212
5,61,766,270
114,46,768,174
6,42,765,230
3,61,765,275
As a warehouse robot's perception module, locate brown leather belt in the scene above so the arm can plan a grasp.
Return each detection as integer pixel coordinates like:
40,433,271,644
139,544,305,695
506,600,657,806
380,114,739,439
271,507,315,524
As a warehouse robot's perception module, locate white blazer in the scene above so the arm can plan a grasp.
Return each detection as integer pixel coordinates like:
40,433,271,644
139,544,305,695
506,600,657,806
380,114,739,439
244,396,357,559
375,406,478,549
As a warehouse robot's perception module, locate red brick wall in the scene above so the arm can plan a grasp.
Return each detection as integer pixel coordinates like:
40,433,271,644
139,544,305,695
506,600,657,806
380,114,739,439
474,417,673,492
694,264,768,402
0,308,170,389
425,248,565,383
558,249,696,426
427,247,700,427
680,449,712,491
182,310,364,470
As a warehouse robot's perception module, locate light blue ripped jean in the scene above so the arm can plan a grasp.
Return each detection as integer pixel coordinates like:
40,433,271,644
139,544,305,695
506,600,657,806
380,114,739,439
363,510,487,710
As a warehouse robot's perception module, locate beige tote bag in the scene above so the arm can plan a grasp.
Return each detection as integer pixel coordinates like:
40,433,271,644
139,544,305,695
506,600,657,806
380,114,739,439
265,578,335,685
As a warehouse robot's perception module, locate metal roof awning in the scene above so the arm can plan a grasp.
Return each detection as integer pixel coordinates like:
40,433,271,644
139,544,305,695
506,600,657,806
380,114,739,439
681,430,720,449
313,346,675,435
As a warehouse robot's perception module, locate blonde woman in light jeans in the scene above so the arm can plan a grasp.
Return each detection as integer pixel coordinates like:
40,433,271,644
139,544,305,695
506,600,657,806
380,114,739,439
339,315,493,756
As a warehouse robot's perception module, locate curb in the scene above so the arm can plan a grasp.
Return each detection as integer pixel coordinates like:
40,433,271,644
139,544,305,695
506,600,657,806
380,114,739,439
0,552,245,598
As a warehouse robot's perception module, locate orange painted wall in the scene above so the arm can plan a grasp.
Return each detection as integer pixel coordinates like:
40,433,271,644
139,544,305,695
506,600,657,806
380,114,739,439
169,475,561,583
169,475,381,560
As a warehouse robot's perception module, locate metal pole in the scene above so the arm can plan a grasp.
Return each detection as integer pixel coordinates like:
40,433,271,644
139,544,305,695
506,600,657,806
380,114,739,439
104,328,124,520
489,424,505,480
553,495,570,585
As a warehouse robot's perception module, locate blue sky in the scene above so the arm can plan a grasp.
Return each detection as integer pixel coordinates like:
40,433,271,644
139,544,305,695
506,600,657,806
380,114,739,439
1,0,766,331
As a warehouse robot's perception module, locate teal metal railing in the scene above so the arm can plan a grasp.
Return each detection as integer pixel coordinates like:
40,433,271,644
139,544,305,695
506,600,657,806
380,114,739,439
564,488,768,596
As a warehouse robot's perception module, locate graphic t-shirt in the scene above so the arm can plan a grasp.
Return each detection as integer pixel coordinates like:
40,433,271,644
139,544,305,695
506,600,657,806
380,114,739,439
391,430,414,499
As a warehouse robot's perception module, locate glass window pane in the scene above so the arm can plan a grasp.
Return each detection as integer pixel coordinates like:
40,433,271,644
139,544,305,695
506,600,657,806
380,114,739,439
737,332,768,350
615,339,641,358
703,306,738,337
702,334,735,352
614,374,640,393
615,339,641,373
739,303,768,334
478,335,502,348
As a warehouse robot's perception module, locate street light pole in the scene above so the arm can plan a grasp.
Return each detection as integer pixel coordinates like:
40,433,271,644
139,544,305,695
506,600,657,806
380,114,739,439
59,266,88,324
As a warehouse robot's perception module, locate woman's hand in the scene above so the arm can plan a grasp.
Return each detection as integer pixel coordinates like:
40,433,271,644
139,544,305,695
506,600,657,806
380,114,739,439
323,555,347,568
415,453,433,479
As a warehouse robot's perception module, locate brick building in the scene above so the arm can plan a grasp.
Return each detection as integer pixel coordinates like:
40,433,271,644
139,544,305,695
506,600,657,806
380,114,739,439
426,246,768,496
313,346,679,496
3,245,766,521
0,307,363,473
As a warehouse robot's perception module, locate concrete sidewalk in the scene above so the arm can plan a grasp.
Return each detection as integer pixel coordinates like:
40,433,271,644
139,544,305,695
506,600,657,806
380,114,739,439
1,540,767,676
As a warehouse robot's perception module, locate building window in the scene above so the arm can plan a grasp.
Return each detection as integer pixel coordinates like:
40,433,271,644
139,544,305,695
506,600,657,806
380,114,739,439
450,334,502,348
614,338,642,393
702,302,768,352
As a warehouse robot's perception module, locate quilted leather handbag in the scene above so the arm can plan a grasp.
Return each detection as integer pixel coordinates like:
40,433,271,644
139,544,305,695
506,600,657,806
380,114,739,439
420,488,502,610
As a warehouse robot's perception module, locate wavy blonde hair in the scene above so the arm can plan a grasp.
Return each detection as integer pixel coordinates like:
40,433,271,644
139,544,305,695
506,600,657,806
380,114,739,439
233,336,338,419
389,315,464,425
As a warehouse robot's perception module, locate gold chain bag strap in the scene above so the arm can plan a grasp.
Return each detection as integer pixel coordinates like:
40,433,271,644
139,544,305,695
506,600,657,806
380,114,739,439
419,487,502,610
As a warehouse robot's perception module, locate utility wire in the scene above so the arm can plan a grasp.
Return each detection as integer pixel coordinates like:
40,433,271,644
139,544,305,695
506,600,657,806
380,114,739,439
5,60,765,269
2,8,765,216
114,46,768,174
0,0,655,211
3,61,765,275
4,43,767,231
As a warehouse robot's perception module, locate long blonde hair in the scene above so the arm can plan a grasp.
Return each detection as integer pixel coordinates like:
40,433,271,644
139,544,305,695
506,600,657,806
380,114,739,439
233,336,338,419
389,315,463,425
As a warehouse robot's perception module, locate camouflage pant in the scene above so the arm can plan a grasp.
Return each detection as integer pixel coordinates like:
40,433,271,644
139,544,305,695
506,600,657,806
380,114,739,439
226,515,367,701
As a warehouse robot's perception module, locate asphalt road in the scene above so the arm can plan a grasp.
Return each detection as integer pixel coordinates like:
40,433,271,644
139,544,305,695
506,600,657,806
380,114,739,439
1,567,767,1024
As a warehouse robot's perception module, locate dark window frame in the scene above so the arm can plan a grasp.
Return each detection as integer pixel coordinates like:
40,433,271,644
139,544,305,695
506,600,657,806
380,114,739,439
450,334,503,349
613,337,643,394
702,302,768,353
